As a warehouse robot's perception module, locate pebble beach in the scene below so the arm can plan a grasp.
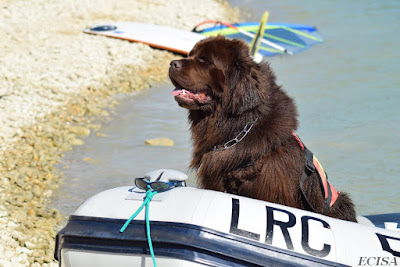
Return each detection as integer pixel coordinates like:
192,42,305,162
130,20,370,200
0,0,238,265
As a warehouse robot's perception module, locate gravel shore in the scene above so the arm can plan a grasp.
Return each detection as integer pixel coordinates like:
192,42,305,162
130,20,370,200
0,0,238,265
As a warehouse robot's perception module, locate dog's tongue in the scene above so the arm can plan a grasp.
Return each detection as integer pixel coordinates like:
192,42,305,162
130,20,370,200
172,88,183,96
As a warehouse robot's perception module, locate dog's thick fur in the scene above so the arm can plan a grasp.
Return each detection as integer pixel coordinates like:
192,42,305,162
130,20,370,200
169,36,356,222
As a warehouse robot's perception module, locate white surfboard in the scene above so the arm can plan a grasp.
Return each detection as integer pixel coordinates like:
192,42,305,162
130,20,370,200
83,22,206,55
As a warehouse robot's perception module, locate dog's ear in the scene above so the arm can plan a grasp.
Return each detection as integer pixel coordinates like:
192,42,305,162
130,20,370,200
223,42,269,115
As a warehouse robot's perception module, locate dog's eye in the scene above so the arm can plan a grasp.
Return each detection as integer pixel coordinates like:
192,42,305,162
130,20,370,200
198,58,212,65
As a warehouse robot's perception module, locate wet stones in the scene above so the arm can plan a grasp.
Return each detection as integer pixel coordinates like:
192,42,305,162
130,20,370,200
145,137,175,147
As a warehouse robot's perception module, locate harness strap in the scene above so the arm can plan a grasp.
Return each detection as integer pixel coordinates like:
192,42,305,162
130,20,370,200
313,156,339,210
291,132,339,213
299,148,316,212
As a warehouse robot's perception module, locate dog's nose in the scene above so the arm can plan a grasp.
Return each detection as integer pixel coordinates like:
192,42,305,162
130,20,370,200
170,60,182,69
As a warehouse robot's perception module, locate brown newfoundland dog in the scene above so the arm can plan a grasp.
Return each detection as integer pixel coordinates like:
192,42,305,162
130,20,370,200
169,36,356,222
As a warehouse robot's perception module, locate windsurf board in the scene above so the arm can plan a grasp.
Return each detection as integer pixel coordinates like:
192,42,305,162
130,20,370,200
83,22,205,55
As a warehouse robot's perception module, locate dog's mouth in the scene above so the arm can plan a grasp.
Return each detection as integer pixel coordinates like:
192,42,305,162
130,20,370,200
171,85,211,105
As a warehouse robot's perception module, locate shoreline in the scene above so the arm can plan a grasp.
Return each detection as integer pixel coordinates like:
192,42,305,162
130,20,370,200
0,0,239,265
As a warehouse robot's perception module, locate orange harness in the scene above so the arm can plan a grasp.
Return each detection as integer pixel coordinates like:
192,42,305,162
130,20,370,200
292,132,339,214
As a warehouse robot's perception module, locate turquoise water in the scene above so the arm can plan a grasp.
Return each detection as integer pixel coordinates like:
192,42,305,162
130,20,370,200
53,0,399,216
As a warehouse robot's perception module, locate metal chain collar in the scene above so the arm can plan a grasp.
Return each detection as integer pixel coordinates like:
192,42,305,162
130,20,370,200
213,118,259,151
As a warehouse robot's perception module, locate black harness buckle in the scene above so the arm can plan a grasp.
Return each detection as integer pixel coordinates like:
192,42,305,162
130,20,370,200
304,149,315,174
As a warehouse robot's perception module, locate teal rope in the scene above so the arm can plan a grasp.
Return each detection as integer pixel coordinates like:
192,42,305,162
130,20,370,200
120,186,158,266
145,196,157,266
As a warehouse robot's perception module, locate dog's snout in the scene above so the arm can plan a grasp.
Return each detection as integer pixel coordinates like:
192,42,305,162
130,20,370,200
170,60,182,69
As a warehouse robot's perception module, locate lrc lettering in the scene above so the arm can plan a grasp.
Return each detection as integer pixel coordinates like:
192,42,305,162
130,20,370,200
230,198,331,258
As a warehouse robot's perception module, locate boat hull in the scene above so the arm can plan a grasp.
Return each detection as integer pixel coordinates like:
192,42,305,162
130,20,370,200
55,186,400,266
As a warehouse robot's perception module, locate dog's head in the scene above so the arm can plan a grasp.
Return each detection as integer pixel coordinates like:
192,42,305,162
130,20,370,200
169,36,269,115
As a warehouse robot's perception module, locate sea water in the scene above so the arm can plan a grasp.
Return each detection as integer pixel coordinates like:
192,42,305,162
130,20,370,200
52,0,400,216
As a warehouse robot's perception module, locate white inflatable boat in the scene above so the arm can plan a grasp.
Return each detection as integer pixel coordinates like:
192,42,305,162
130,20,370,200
55,170,400,267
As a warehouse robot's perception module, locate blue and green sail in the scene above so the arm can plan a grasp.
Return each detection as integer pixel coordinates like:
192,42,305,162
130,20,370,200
199,22,323,57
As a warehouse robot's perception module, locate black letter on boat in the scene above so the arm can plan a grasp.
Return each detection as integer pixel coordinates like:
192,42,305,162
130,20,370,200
266,206,296,250
301,216,331,257
230,198,260,241
376,233,400,257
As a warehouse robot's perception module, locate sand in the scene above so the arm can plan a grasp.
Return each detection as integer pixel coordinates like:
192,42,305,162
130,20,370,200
0,0,239,265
